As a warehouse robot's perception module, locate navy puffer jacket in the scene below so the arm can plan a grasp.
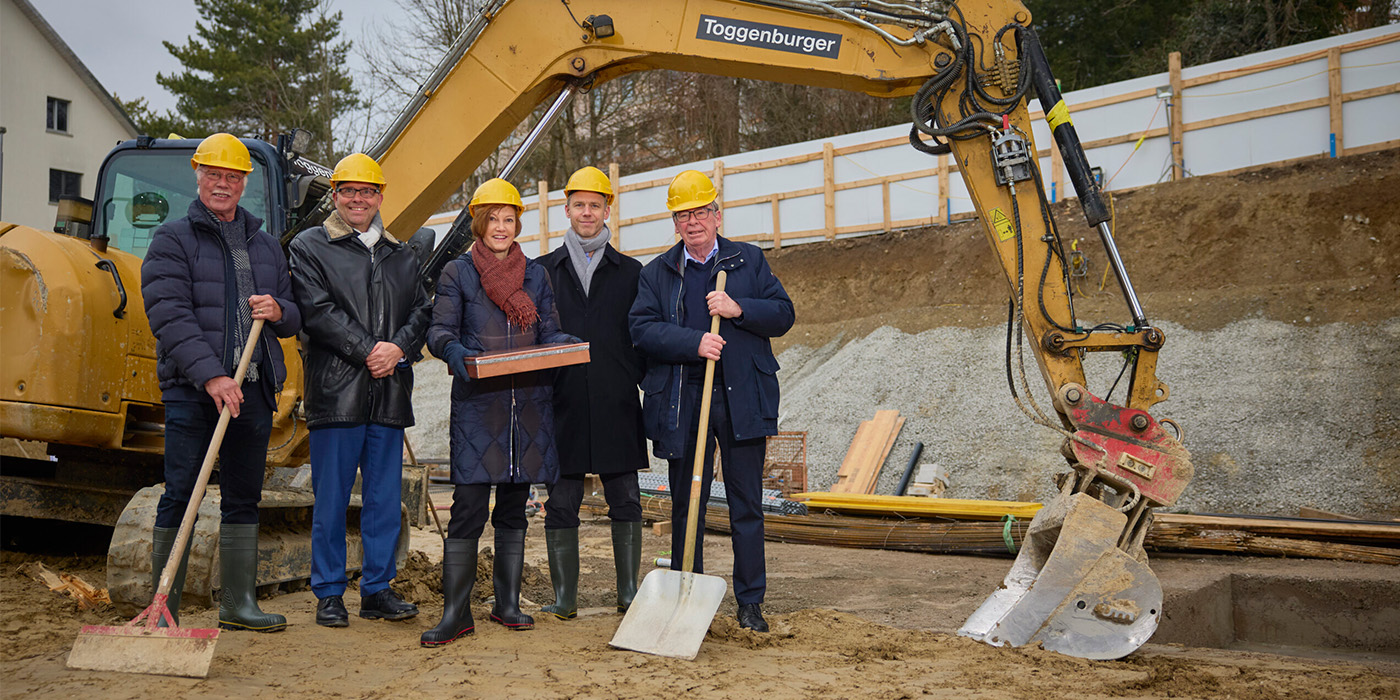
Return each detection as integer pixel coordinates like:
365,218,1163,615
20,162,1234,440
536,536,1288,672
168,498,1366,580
427,250,579,485
141,201,301,403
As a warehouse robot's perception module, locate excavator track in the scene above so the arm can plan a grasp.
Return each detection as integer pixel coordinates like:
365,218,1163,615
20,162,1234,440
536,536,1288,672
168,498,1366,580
107,484,408,614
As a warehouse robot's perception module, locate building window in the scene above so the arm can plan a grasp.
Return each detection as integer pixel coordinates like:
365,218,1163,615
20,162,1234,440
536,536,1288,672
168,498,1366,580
49,169,82,203
47,97,70,133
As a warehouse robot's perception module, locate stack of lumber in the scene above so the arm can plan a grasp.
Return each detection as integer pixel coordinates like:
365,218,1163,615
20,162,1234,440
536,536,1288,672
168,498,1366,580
830,410,903,494
1148,512,1400,565
585,491,1400,564
791,492,1041,520
583,494,1029,557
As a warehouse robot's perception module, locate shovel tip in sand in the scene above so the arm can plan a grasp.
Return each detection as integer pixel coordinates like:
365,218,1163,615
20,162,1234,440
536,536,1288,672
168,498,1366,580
67,623,219,678
608,569,727,661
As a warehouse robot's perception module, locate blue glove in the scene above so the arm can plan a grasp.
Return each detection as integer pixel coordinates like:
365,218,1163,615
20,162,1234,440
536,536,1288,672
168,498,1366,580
441,343,471,379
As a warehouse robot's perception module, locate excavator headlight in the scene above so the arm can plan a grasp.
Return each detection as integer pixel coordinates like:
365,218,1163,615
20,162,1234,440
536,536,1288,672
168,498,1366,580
584,14,614,39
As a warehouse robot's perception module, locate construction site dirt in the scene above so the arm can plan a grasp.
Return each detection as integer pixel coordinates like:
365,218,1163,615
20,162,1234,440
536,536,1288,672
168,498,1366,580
3,150,1399,697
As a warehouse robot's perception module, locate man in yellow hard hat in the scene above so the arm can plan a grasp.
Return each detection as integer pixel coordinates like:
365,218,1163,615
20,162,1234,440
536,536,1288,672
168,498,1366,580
629,169,795,632
537,166,647,620
140,132,302,632
288,153,431,628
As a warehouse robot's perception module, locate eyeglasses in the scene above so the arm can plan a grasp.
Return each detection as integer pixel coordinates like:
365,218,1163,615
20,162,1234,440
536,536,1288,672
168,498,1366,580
200,170,245,185
672,207,716,224
336,186,381,198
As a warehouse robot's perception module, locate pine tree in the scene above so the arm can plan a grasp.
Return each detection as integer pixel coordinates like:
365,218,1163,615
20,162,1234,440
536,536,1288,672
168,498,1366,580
158,0,360,162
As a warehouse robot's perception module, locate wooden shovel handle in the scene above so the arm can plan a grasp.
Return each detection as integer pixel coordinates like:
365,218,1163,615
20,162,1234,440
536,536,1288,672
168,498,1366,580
682,271,726,574
154,318,266,598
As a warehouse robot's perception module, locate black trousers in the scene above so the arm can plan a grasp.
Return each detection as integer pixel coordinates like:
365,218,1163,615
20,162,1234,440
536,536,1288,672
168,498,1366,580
155,386,273,528
544,472,641,529
447,483,530,540
667,383,767,605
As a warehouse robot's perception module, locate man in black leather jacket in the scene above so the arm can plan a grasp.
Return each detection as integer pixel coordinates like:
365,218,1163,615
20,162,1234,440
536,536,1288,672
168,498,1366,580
288,154,432,628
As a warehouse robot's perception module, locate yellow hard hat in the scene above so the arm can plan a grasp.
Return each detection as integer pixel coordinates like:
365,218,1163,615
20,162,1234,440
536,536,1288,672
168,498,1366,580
190,133,253,173
666,169,717,212
564,166,614,205
331,153,387,191
469,178,524,217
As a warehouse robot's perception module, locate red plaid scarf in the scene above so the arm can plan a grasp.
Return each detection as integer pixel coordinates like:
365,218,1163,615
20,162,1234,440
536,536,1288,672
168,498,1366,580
471,239,538,329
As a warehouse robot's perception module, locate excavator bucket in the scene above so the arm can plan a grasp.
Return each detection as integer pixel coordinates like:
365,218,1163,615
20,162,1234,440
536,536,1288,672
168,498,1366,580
958,492,1162,659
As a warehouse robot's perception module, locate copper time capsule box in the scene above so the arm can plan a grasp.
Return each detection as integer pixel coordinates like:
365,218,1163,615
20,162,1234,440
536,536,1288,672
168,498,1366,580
463,342,590,379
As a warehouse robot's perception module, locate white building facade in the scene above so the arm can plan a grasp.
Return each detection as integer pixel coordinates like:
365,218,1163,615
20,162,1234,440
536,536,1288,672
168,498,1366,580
1,0,138,229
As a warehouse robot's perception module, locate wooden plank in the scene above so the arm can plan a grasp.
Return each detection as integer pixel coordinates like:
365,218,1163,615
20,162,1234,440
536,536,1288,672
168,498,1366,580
713,159,725,207
538,179,550,255
1299,506,1358,521
863,415,904,494
1328,46,1344,154
881,181,891,233
831,419,881,493
1181,32,1399,89
823,142,836,240
937,154,949,223
608,162,621,244
771,195,782,250
847,410,900,494
1169,51,1184,181
1152,513,1400,544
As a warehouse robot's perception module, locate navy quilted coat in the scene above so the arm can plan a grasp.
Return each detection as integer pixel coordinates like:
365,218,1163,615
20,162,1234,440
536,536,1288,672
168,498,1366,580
426,250,578,485
141,201,301,404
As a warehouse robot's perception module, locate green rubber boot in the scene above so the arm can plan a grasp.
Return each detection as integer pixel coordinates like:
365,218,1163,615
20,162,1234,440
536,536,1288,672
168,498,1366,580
150,526,191,627
612,520,642,612
540,528,579,620
217,523,287,632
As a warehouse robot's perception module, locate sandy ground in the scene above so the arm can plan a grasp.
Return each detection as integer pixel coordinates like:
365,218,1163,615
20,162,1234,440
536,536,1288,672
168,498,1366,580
2,516,1397,699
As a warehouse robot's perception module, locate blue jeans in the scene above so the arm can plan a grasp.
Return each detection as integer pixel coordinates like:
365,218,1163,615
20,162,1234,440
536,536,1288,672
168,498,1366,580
155,389,273,528
667,383,768,606
309,423,404,598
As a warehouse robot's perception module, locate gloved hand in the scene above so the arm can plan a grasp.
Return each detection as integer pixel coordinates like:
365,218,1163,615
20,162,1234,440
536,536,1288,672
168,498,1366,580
441,342,471,379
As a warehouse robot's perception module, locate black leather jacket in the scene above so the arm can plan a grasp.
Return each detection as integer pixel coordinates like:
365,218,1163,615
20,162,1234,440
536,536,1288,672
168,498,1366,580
288,211,432,429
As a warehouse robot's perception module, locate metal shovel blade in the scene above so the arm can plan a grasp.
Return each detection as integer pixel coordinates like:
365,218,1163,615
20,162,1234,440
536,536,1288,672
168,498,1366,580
67,623,219,678
959,492,1162,660
609,569,727,660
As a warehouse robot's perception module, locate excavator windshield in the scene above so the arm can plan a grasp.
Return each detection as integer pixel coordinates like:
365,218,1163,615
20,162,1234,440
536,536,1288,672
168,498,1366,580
92,149,272,258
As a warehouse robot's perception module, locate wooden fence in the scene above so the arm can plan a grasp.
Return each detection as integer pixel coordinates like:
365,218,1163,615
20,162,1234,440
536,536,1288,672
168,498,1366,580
425,27,1399,259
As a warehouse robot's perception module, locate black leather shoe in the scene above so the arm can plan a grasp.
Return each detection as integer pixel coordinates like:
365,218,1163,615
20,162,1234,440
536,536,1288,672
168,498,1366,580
737,603,769,632
360,589,419,621
316,595,349,628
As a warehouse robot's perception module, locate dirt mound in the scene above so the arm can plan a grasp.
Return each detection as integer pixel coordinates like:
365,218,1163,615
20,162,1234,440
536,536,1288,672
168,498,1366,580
768,149,1400,350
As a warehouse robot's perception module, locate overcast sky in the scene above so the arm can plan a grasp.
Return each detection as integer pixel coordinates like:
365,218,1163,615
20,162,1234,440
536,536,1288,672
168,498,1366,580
29,0,392,113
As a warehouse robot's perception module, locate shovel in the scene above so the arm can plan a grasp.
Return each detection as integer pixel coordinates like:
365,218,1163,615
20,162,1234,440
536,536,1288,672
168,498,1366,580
610,271,728,660
68,318,266,678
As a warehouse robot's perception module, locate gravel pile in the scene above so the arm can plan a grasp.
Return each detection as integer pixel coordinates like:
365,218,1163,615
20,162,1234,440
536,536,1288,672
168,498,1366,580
775,318,1400,517
407,317,1400,517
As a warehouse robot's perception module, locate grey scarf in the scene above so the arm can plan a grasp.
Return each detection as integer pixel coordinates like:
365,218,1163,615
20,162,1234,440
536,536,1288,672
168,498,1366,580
562,225,611,296
205,204,260,382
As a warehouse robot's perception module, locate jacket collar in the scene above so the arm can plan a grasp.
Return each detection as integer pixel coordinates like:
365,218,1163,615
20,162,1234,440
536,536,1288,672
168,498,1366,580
324,210,398,245
187,199,264,240
545,239,620,268
659,235,740,276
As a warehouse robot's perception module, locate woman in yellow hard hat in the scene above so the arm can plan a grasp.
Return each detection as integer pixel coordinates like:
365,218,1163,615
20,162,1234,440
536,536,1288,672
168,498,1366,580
421,178,579,646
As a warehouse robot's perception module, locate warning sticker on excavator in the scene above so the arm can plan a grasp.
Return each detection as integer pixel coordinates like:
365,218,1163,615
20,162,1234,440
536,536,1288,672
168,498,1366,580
991,208,1015,241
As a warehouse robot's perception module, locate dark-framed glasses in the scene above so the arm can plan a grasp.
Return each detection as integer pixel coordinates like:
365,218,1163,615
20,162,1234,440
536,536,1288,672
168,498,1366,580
673,207,716,224
336,186,381,198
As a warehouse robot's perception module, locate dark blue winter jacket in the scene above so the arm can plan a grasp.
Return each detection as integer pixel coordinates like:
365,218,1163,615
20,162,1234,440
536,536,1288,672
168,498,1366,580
427,250,578,485
141,201,301,404
629,236,794,459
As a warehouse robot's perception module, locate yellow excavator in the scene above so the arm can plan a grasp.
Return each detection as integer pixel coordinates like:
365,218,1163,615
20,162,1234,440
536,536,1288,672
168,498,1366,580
1,0,1191,659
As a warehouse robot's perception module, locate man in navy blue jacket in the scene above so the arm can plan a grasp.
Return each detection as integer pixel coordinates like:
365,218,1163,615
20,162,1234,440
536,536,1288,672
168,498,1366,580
629,169,794,632
140,133,301,633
